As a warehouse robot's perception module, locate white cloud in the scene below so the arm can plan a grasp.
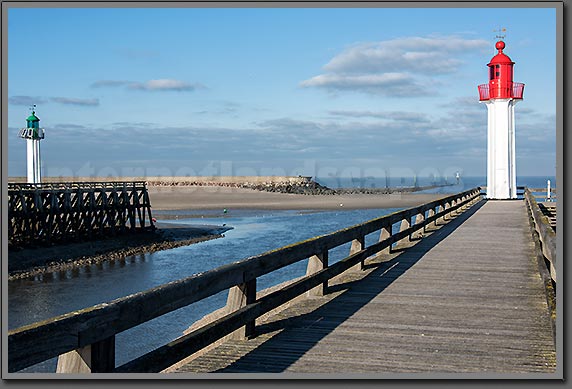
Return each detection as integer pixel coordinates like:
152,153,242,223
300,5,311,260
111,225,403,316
256,118,328,133
53,123,87,130
9,96,49,106
329,110,431,122
300,72,428,96
91,80,131,88
301,35,489,96
9,95,99,107
50,97,100,106
91,78,206,92
323,36,488,75
128,79,204,92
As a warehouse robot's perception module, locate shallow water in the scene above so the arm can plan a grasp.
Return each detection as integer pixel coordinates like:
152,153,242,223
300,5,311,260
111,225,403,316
9,207,401,372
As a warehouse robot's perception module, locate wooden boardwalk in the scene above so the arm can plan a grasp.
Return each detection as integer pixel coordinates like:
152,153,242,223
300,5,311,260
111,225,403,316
174,200,556,374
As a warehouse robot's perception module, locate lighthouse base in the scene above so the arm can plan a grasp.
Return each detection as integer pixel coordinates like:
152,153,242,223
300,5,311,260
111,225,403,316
26,139,41,184
483,98,517,200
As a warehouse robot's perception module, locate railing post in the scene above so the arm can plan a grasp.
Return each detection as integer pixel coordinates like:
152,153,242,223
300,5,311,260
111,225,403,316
427,208,436,229
412,212,425,239
349,236,365,271
436,204,445,225
378,223,392,255
226,279,257,339
443,201,451,220
471,190,481,206
306,251,328,296
467,193,474,207
396,216,411,248
459,195,467,211
56,336,115,373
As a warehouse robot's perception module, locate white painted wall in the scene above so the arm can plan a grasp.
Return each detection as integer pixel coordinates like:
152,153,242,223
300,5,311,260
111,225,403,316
483,98,518,199
26,139,41,184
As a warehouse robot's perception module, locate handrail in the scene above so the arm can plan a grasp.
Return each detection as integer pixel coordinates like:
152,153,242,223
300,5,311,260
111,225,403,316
477,82,524,101
8,188,482,373
478,84,489,101
517,185,557,195
8,181,148,191
524,188,556,283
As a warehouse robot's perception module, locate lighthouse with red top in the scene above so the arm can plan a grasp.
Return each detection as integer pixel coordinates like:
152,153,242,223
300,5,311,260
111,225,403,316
478,39,524,199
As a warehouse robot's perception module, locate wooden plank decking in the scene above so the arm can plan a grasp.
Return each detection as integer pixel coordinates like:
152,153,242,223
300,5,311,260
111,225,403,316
173,200,556,375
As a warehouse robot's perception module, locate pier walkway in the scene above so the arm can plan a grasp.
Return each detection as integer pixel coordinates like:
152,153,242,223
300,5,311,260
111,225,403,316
174,200,556,374
8,189,557,376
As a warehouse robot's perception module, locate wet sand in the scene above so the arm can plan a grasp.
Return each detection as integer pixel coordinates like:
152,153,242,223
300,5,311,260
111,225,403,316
8,224,232,280
148,186,445,211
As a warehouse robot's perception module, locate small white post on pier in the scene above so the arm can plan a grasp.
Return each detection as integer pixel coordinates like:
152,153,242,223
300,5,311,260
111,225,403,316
18,106,45,184
547,180,551,202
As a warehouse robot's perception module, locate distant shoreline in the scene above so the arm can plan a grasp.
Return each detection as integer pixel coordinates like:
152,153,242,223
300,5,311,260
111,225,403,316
8,175,456,211
147,186,447,211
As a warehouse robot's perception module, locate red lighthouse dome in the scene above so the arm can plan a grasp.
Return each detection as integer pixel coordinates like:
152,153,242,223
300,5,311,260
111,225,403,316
478,40,524,101
489,41,513,65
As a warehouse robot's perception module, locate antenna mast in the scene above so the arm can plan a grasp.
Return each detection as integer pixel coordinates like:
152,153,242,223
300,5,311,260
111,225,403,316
493,27,507,41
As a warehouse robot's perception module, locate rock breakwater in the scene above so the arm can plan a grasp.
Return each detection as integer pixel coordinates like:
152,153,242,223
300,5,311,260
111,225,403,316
146,178,451,195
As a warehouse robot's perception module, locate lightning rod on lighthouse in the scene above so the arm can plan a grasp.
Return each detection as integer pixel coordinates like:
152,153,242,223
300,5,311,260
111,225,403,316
18,105,45,184
478,38,524,199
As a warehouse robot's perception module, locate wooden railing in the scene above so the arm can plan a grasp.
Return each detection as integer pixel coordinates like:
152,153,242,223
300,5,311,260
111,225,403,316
524,188,556,283
8,181,150,191
8,188,482,374
518,185,556,201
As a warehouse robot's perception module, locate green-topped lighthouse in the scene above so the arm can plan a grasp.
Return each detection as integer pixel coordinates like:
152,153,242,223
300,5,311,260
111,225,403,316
18,105,45,183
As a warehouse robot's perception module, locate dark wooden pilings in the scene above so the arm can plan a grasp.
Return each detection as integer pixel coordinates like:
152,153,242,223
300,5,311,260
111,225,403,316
8,181,155,247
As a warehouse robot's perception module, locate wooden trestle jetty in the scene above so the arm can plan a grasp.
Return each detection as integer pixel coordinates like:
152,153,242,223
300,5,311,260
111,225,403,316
7,187,558,376
8,181,154,248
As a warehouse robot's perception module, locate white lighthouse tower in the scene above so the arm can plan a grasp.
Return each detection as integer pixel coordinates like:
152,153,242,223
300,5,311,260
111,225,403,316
478,39,524,199
18,106,45,184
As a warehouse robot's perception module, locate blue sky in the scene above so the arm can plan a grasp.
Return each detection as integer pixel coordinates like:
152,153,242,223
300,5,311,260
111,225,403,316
7,6,557,180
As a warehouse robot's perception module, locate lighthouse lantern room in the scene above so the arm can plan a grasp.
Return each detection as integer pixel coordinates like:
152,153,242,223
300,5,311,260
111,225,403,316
18,106,45,184
478,39,524,199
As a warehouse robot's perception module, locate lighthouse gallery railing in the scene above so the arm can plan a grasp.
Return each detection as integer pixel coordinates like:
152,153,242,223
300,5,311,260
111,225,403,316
478,82,525,101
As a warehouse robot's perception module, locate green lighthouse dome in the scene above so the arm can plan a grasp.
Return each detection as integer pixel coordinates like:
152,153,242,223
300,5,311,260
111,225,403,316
26,111,40,129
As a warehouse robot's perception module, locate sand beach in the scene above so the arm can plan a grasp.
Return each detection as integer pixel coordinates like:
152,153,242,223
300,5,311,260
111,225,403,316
148,186,445,211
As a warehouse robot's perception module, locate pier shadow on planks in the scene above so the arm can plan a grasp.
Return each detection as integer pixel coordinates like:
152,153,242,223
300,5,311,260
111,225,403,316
179,200,487,373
